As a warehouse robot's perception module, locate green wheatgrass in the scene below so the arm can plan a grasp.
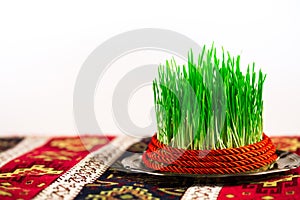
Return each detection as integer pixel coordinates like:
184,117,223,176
153,44,266,150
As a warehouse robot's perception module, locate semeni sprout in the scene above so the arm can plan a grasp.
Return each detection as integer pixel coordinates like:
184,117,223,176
153,44,265,150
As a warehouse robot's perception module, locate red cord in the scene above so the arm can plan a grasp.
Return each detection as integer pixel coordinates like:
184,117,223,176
142,133,278,174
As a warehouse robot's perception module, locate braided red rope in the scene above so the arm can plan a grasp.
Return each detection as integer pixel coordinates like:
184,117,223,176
142,133,278,174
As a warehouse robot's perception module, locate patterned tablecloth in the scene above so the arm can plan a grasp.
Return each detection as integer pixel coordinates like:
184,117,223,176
0,135,299,200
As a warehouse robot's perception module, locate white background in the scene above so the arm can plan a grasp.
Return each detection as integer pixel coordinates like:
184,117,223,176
0,0,299,136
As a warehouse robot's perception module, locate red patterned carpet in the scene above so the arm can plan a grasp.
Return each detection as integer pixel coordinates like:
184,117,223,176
0,135,299,200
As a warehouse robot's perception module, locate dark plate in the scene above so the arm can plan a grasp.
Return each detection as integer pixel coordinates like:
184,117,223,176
111,150,300,178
